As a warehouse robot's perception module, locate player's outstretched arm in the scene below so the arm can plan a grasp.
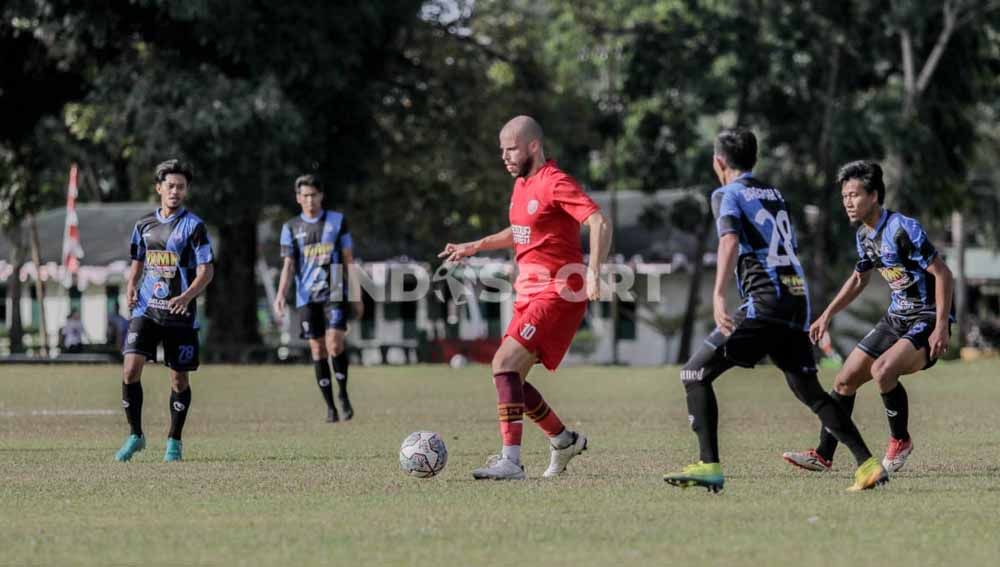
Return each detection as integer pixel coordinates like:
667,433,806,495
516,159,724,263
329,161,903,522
167,263,215,316
926,256,954,358
125,260,144,310
809,270,872,343
438,227,514,262
713,233,739,335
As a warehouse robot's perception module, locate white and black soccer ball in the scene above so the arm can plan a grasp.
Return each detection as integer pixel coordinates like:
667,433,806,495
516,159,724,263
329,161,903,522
399,430,448,478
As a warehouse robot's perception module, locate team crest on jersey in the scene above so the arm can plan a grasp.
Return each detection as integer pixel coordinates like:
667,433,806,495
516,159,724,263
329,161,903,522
527,199,539,215
152,280,170,299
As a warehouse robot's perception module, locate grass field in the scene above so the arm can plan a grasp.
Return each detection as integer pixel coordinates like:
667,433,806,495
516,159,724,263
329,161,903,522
2,360,999,566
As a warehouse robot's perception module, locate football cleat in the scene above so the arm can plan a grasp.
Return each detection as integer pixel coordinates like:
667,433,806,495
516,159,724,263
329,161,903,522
882,436,913,473
326,407,339,423
543,431,588,478
472,455,526,480
782,449,833,472
339,394,354,421
664,461,724,493
114,434,146,462
163,438,183,462
847,457,889,492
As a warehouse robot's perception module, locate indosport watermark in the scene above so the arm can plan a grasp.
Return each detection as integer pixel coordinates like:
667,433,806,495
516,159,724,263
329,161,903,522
323,261,669,305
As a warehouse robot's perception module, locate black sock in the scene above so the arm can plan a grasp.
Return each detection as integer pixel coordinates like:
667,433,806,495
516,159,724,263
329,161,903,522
122,382,143,436
314,359,335,410
168,387,191,441
331,352,349,398
785,371,872,466
816,391,856,461
684,380,719,463
881,383,910,441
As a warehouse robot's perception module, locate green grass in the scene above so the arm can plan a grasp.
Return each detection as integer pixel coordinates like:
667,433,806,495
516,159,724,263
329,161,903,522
2,361,999,566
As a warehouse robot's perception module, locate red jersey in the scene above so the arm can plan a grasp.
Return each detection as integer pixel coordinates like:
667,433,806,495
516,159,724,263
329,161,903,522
509,160,600,297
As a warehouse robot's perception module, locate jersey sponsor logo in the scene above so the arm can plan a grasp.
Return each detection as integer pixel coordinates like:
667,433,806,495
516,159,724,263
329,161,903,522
519,322,537,340
512,225,531,245
780,275,807,296
878,266,914,290
152,281,170,299
148,298,172,310
145,250,179,278
527,199,539,215
303,242,334,260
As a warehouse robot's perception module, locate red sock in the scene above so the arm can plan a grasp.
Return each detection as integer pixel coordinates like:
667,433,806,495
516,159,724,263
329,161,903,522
494,372,524,446
523,381,565,437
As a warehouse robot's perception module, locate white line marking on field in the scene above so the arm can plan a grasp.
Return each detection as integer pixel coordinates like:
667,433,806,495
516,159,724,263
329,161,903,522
0,409,117,417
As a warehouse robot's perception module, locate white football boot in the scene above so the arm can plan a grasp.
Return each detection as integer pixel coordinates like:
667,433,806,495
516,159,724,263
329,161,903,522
472,455,526,480
543,431,588,478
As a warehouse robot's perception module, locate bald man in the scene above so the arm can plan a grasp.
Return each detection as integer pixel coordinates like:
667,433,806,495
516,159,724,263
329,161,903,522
439,115,612,480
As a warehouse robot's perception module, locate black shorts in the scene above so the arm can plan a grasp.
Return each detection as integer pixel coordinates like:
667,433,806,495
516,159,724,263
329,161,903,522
298,302,348,339
122,316,200,371
857,313,946,370
682,311,816,383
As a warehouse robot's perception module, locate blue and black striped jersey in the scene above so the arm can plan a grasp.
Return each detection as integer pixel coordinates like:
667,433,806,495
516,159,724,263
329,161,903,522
711,173,810,330
855,209,944,319
280,210,353,308
129,208,214,328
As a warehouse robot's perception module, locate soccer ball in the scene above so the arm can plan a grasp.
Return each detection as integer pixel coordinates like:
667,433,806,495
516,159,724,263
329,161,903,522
399,430,448,478
449,354,468,368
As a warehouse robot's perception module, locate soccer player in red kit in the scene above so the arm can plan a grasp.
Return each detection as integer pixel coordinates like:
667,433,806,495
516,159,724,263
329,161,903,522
439,115,612,480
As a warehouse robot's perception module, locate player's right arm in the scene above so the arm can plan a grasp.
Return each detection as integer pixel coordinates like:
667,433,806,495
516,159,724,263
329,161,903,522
809,269,872,343
274,222,295,320
126,260,144,310
438,227,514,262
273,257,294,320
126,224,146,311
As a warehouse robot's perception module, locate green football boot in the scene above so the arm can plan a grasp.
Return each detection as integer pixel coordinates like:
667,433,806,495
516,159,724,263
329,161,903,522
163,438,183,462
114,434,146,462
664,461,724,493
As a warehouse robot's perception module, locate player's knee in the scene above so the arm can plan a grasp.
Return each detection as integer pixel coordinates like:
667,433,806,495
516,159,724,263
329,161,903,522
122,358,143,383
170,372,189,392
327,338,345,356
310,342,327,360
870,359,898,390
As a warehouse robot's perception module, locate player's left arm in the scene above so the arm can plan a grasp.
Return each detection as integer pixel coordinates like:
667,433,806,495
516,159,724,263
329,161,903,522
713,234,739,336
168,263,214,315
710,188,741,335
583,211,612,301
925,256,954,358
168,223,215,315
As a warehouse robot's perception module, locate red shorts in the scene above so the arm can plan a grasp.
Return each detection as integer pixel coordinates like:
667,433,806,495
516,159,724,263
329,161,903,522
505,292,587,371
